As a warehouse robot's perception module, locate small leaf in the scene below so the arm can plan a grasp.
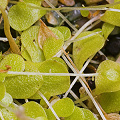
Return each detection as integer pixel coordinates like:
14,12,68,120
81,10,89,17
81,108,98,120
100,1,120,26
98,90,120,113
43,27,64,59
0,82,5,101
102,22,115,39
22,101,47,118
52,98,75,117
55,26,71,41
0,0,8,14
21,26,45,62
8,2,46,31
1,92,13,107
38,60,70,96
64,106,85,120
73,31,105,70
95,60,120,95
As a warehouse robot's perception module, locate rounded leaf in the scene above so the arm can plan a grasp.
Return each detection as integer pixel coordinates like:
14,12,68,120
22,101,47,118
55,26,71,41
38,60,70,96
52,98,75,117
95,60,120,95
8,2,46,31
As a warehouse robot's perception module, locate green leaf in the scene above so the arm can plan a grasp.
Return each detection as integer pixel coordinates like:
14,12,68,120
102,23,115,39
95,60,120,95
52,98,75,117
98,90,120,113
22,101,47,118
0,82,5,101
0,0,8,14
21,26,45,62
44,108,56,120
0,54,25,72
21,45,32,61
43,27,64,59
1,93,13,107
0,54,25,81
5,75,43,99
0,108,17,120
64,106,85,120
81,10,89,17
81,108,98,120
38,60,70,96
73,31,105,70
8,2,46,31
55,26,71,41
100,2,120,26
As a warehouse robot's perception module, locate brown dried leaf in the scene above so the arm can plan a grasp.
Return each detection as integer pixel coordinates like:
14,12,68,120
58,0,75,6
38,19,57,49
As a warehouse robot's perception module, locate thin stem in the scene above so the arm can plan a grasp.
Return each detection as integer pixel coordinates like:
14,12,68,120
61,53,106,119
84,19,101,31
66,31,102,43
74,96,89,104
63,56,93,98
98,51,108,60
78,79,106,120
7,71,98,77
44,0,78,32
70,90,79,100
62,54,77,73
38,91,60,120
